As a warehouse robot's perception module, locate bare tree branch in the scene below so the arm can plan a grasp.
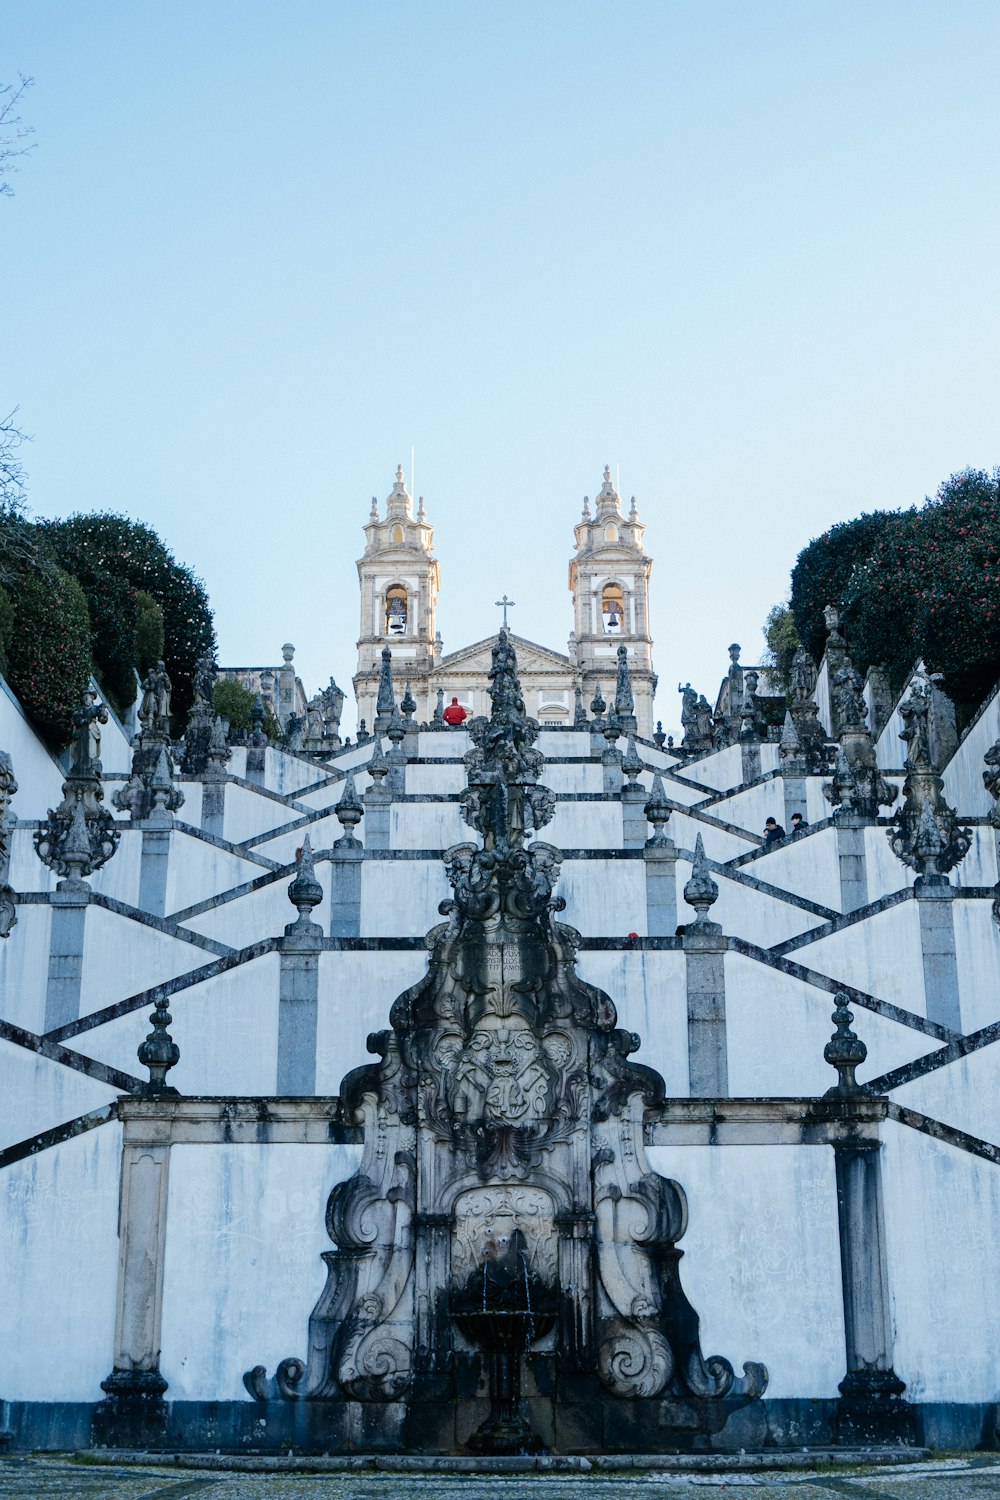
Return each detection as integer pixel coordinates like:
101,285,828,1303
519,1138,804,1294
0,74,36,196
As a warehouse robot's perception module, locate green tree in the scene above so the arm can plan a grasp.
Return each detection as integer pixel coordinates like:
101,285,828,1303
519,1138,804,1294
789,510,900,662
849,468,1000,710
36,512,215,725
134,590,165,673
212,679,281,740
6,564,92,746
761,603,801,696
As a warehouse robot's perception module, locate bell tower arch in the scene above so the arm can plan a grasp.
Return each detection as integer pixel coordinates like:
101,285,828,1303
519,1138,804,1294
568,465,656,736
354,465,440,728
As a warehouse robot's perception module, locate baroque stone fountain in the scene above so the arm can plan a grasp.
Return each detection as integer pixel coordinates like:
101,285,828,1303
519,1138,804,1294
245,630,766,1452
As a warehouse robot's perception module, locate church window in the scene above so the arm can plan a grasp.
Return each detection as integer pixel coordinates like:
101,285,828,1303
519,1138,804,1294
391,524,404,545
601,583,625,634
604,524,618,544
385,585,408,636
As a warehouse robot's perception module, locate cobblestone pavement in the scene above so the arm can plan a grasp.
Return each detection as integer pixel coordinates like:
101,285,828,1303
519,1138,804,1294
2,1456,1000,1500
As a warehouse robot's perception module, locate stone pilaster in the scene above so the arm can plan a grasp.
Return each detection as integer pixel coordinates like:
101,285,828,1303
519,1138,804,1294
44,886,88,1032
94,1122,171,1446
833,1140,911,1443
915,882,961,1032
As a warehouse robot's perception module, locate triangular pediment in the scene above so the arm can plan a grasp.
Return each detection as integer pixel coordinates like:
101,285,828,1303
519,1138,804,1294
434,632,572,678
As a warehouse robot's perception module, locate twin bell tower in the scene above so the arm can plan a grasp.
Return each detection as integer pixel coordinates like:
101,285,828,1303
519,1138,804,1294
354,464,656,736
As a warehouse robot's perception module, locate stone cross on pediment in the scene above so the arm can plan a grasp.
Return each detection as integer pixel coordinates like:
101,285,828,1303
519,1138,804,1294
495,595,515,629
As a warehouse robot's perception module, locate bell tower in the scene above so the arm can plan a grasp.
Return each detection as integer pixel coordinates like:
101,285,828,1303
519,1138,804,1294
354,465,440,729
569,465,656,737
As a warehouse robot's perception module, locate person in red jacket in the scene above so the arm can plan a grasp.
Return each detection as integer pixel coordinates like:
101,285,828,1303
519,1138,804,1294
443,696,467,726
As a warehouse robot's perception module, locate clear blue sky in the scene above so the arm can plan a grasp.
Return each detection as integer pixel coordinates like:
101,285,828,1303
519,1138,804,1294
4,1,999,733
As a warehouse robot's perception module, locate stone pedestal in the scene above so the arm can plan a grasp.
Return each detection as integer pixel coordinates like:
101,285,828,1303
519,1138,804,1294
740,738,761,785
201,778,226,839
363,787,392,851
683,927,728,1097
44,885,88,1032
644,843,678,937
329,846,363,938
915,880,961,1032
138,821,171,917
782,774,808,830
277,927,321,1094
835,814,869,913
620,783,647,850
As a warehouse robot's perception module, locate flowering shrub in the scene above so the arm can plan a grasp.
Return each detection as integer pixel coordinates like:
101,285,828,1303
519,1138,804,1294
6,564,92,746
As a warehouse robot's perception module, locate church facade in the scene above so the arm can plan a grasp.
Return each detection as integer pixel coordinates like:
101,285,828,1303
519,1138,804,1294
353,465,657,735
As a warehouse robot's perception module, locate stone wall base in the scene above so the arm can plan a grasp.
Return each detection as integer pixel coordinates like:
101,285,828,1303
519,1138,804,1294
2,1398,996,1455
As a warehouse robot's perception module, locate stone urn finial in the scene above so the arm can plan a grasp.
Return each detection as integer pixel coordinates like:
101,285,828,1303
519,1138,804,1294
824,994,867,1096
683,834,719,929
138,996,180,1095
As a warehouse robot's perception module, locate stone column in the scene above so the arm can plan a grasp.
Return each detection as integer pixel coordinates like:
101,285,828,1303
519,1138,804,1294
915,881,961,1032
44,886,88,1032
555,1209,596,1373
835,813,869,913
277,926,320,1094
833,1140,911,1442
94,1115,171,1445
823,996,912,1444
644,844,677,937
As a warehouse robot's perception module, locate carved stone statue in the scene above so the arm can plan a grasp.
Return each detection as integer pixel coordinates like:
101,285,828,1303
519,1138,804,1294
245,631,766,1453
887,676,970,883
35,689,120,887
139,661,172,735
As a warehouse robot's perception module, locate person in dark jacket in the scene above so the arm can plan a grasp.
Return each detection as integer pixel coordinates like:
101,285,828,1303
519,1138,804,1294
764,817,786,845
790,813,809,834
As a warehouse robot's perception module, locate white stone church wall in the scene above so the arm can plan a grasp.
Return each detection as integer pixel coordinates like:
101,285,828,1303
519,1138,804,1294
160,1143,361,1401
0,678,65,819
882,1123,1000,1407
658,1144,846,1399
0,1123,122,1402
